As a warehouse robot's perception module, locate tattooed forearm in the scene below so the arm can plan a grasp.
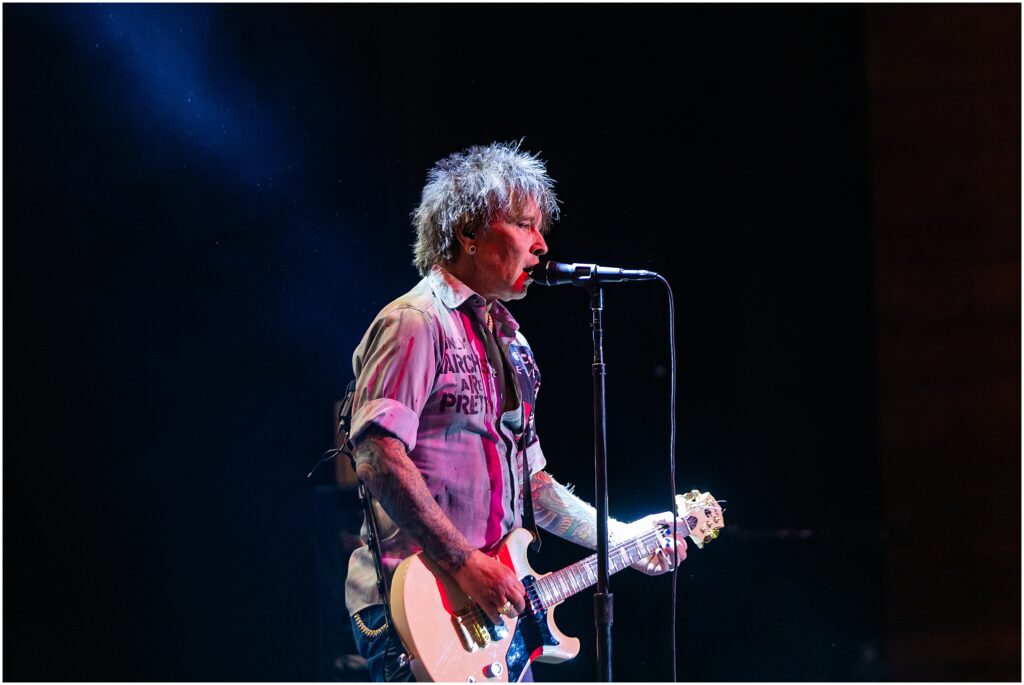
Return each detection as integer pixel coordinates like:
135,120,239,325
530,471,630,549
354,427,475,574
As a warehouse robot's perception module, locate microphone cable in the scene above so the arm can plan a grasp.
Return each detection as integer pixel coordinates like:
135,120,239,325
655,274,681,682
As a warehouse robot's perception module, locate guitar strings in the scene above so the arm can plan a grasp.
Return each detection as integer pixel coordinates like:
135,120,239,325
456,526,675,626
455,505,719,627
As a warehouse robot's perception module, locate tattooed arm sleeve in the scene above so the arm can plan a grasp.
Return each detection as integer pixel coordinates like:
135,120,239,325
354,425,475,574
530,470,632,549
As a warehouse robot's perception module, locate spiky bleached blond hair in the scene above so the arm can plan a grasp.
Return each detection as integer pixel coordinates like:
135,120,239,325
412,141,560,276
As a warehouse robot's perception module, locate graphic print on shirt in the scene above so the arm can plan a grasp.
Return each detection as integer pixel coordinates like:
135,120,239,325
507,343,541,448
437,333,491,415
453,310,507,547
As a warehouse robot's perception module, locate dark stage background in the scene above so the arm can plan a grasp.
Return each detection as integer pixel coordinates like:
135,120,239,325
4,4,1019,682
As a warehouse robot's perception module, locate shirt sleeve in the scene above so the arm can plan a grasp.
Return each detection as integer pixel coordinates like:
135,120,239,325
350,306,437,452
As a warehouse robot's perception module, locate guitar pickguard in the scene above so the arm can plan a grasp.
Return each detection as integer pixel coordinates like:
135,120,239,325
505,576,559,682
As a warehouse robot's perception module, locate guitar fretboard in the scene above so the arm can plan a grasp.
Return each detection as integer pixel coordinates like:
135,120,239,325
533,528,677,609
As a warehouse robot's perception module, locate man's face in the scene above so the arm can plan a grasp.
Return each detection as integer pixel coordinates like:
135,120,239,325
472,196,548,302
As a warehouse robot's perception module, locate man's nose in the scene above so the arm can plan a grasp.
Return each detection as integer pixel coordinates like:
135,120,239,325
532,230,548,256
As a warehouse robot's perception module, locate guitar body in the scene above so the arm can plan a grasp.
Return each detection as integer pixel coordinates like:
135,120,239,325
391,528,580,682
389,490,724,682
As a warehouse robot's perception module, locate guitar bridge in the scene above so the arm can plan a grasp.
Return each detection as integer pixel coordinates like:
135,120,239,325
452,613,484,652
451,610,508,652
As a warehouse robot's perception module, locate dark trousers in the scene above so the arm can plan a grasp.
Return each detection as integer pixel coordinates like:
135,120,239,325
350,605,412,682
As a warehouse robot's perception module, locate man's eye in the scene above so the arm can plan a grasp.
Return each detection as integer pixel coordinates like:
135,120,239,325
518,222,532,229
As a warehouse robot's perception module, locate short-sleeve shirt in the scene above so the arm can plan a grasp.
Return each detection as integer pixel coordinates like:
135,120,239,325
345,265,546,615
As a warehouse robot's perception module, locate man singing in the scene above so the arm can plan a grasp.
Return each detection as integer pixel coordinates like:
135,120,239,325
345,141,686,681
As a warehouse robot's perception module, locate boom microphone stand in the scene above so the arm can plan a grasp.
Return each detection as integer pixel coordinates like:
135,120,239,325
530,262,658,682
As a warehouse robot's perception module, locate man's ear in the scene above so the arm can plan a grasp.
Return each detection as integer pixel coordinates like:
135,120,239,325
456,227,476,252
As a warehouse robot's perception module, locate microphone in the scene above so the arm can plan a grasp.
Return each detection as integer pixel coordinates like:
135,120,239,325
528,261,659,286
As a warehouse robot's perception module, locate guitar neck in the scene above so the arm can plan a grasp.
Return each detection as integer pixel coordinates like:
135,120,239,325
533,529,666,609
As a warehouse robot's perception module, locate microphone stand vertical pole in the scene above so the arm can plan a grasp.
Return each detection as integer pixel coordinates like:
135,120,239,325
589,284,613,682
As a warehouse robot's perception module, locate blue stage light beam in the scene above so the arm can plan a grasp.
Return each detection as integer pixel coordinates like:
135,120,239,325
49,4,296,185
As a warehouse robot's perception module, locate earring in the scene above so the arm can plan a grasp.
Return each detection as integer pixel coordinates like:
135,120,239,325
467,245,477,255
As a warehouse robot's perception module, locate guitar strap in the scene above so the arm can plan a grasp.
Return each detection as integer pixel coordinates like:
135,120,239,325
481,322,542,553
335,380,409,673
506,342,542,553
520,433,541,553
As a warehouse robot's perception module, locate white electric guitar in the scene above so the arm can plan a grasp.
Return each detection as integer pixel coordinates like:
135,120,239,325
390,490,724,682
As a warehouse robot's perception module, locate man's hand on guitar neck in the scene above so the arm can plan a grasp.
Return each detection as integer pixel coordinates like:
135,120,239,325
531,471,688,576
613,511,689,576
453,550,527,623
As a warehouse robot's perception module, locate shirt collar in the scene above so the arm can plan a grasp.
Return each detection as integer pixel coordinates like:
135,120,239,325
428,265,521,338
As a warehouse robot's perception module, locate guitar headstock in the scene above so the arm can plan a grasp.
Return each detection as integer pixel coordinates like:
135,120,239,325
675,490,725,549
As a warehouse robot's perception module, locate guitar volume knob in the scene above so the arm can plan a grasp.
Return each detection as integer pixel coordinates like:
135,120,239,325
484,662,504,678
